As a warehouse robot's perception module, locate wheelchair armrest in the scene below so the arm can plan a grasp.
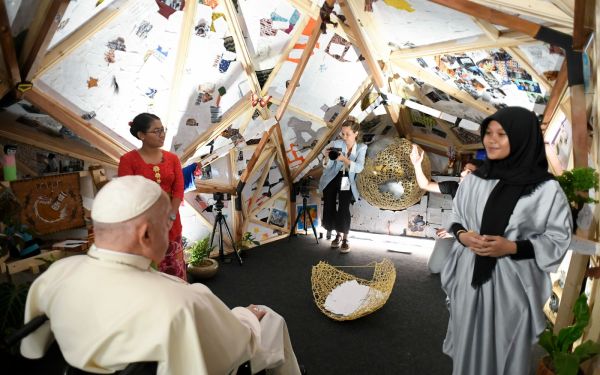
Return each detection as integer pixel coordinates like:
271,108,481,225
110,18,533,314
4,314,48,347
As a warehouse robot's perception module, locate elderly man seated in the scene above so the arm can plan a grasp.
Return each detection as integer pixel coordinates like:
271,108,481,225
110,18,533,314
21,176,301,375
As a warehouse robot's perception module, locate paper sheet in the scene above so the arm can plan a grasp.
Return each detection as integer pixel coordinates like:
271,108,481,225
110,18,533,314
324,280,370,316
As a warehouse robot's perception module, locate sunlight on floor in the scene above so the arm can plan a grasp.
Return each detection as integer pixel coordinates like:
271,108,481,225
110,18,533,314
317,228,435,260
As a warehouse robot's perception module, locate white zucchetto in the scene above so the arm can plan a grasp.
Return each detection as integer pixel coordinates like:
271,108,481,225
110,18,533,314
91,175,162,223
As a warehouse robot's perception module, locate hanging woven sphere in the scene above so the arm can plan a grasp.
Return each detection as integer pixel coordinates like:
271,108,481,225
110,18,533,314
357,138,430,210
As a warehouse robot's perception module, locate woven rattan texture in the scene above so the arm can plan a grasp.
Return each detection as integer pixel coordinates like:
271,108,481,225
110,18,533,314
357,138,430,210
311,259,396,321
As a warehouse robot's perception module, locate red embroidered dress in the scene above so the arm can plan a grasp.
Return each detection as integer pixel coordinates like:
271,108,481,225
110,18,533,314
118,150,186,280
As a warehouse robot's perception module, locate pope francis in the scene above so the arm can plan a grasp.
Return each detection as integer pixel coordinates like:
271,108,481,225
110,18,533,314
20,175,301,375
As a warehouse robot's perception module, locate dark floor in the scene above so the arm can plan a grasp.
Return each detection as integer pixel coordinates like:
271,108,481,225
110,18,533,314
202,233,453,375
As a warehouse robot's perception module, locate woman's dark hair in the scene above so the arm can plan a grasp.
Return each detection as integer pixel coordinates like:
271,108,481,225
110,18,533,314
129,113,160,139
341,116,361,138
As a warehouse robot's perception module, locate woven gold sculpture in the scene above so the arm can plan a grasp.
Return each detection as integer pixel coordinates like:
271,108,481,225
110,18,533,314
357,138,430,210
311,259,396,321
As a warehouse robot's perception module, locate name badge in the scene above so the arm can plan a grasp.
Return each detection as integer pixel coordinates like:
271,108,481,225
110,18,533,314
340,176,350,191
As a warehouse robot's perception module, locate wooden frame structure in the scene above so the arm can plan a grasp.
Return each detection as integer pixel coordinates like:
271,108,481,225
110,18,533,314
0,1,599,361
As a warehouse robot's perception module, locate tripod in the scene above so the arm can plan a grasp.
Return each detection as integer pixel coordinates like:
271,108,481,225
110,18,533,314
290,194,319,244
209,199,243,265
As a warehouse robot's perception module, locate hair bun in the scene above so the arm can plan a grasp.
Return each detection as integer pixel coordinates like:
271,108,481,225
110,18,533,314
128,121,133,126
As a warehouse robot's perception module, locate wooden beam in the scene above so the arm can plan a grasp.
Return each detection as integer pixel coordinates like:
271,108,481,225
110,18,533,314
0,79,10,99
504,46,552,92
393,59,496,115
471,17,500,40
569,84,587,168
286,0,320,18
390,31,534,60
548,0,575,16
340,0,407,136
181,93,251,164
249,217,290,233
248,152,276,214
19,0,69,81
270,123,292,187
250,187,288,216
163,0,197,151
0,0,21,85
291,77,373,180
472,0,573,28
275,16,322,121
0,119,117,166
571,0,592,51
411,133,451,152
239,131,272,184
259,15,309,97
22,87,126,163
270,96,330,127
34,0,132,80
461,143,485,151
222,0,269,120
430,0,541,37
194,181,237,196
541,60,568,133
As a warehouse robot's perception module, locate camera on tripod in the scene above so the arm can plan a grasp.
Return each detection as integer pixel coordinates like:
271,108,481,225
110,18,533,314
205,192,231,212
328,147,342,161
294,176,314,198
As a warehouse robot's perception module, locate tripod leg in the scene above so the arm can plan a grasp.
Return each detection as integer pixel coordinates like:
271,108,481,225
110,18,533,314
209,214,218,252
306,207,319,244
290,208,302,240
222,219,243,265
303,204,308,236
218,216,226,262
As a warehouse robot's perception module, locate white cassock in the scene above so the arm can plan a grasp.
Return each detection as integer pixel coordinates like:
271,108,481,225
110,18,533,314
441,176,572,375
21,246,301,375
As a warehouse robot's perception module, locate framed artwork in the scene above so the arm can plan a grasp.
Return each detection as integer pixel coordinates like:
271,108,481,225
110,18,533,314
296,204,318,231
10,173,85,234
89,165,109,190
268,208,288,228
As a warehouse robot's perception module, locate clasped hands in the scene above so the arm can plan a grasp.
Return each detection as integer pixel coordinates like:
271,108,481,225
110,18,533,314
458,231,517,257
246,304,266,321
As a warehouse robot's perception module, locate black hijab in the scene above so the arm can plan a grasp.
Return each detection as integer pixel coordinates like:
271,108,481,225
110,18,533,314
471,107,554,287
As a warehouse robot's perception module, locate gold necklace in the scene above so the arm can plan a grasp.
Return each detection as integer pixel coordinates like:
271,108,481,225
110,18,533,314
152,165,161,184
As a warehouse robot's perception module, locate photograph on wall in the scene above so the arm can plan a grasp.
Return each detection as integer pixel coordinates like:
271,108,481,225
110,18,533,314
10,173,85,234
406,212,427,237
296,204,318,231
268,208,288,228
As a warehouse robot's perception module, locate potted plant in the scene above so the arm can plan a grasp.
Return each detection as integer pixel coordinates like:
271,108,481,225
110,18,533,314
537,293,600,375
237,232,260,252
557,167,599,232
185,237,218,280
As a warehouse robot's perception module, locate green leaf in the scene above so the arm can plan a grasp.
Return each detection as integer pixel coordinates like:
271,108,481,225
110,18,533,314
186,237,215,266
557,325,585,352
572,294,590,327
553,352,580,375
573,340,600,363
539,329,557,356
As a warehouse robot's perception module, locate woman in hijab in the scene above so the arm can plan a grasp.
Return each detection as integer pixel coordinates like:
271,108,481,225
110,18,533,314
441,107,572,375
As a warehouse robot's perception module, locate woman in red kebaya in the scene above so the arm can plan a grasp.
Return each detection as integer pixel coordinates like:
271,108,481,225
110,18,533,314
118,113,186,280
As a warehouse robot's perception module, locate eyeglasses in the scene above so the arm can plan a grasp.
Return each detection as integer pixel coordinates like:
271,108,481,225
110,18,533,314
145,127,167,136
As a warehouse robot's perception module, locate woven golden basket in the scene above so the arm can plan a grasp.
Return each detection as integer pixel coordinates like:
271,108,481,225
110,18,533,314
311,259,396,321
